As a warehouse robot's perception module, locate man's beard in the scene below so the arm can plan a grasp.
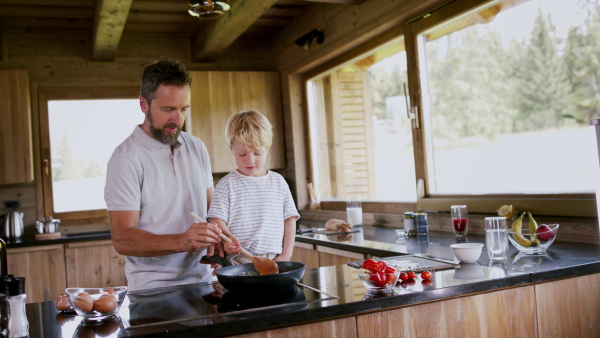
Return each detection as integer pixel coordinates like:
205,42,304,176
147,108,182,147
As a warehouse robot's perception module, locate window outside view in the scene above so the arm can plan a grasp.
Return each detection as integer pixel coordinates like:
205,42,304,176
421,0,600,194
48,99,141,213
308,44,417,202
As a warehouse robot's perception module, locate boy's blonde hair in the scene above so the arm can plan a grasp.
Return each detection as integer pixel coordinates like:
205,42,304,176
225,110,273,150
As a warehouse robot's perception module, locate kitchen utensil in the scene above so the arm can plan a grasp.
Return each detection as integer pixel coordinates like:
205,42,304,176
1,211,24,240
190,212,279,275
35,217,60,234
201,255,306,292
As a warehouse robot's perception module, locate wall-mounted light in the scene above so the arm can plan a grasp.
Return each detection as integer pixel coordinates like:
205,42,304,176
188,1,230,19
294,29,324,50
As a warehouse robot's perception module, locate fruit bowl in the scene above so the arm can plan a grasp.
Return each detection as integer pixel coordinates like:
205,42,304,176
65,286,127,322
508,224,559,255
358,271,400,294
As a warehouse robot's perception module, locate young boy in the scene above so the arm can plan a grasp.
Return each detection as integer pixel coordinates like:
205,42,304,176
207,110,299,265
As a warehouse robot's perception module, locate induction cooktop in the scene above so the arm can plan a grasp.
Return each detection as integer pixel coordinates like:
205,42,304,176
120,282,338,330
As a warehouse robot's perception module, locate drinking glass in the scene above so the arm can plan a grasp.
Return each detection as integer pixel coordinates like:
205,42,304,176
450,205,468,237
346,198,362,226
485,217,508,260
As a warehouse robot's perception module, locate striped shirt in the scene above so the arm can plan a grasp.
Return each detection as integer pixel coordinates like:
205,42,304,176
208,170,300,255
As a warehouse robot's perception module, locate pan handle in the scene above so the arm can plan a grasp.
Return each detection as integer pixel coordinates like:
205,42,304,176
201,255,232,267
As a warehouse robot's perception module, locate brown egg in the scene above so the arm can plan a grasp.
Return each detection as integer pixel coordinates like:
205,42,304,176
93,295,117,313
55,294,71,311
74,292,94,312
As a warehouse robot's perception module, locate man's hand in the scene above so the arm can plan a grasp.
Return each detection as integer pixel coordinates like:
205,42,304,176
180,221,222,253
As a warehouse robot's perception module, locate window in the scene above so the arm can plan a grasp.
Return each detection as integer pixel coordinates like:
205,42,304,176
307,40,417,202
417,0,600,196
39,88,140,223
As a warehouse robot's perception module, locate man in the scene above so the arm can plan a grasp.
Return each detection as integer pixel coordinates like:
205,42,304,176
104,58,221,291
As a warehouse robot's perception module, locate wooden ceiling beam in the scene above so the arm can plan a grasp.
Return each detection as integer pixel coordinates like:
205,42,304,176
190,0,279,62
92,0,133,62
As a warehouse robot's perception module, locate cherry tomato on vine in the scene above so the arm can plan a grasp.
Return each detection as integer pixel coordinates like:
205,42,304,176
421,271,433,280
407,271,416,280
399,272,408,281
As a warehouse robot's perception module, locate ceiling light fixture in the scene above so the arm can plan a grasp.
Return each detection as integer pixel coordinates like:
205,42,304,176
188,1,230,19
294,29,325,50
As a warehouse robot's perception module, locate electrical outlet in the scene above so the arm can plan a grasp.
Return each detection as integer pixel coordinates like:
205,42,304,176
2,200,21,210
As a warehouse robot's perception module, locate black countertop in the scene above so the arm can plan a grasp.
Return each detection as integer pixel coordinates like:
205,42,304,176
22,225,600,337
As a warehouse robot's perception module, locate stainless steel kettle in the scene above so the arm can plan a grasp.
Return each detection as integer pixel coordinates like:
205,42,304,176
1,211,24,240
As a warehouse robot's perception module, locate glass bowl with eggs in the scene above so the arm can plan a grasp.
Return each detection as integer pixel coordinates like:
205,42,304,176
64,286,127,322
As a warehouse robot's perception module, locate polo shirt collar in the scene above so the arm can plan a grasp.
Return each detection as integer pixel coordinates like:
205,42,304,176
132,125,184,151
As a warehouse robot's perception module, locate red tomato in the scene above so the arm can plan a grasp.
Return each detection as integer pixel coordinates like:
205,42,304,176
399,272,408,281
370,272,386,287
386,273,398,285
384,266,396,273
362,259,376,270
373,261,387,272
421,271,433,280
407,271,416,280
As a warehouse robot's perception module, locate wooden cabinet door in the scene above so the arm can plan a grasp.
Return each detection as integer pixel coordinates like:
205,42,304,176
189,71,285,173
65,240,126,288
317,245,365,267
291,241,319,270
535,273,600,337
0,70,33,184
7,245,67,303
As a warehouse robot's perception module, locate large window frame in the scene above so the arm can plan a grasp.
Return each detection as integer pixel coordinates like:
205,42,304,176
302,0,598,218
37,87,140,225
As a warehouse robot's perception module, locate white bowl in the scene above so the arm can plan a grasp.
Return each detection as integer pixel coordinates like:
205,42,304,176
450,243,483,263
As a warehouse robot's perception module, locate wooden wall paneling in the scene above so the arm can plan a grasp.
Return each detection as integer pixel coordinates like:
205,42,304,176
356,286,537,337
535,273,600,337
235,316,357,338
0,70,33,185
281,73,309,209
233,71,286,170
290,241,319,270
64,239,126,288
7,245,67,304
325,72,345,197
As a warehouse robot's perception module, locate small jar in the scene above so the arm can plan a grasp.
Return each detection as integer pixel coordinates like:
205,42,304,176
403,212,415,236
414,212,429,235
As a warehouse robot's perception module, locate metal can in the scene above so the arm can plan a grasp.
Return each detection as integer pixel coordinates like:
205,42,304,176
414,212,428,235
403,212,415,236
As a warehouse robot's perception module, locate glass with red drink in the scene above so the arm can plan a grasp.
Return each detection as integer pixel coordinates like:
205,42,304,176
451,205,468,237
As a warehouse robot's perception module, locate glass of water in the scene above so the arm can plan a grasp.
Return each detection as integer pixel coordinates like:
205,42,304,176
484,217,508,260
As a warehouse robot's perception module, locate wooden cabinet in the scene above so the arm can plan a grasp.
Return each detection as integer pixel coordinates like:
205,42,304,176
317,245,365,267
356,286,537,337
291,241,319,270
235,317,358,338
189,71,285,173
64,240,126,288
6,245,67,304
0,70,33,184
535,273,600,337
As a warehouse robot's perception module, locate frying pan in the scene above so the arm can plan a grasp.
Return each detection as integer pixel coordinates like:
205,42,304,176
201,255,306,292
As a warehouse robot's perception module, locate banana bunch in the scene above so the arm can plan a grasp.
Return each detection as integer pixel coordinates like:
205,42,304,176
511,212,540,247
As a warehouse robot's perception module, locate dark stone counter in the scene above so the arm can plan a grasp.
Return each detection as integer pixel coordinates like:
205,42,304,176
21,225,600,337
4,231,112,248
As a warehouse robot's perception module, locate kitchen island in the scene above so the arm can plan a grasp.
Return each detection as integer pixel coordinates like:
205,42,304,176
22,226,600,337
